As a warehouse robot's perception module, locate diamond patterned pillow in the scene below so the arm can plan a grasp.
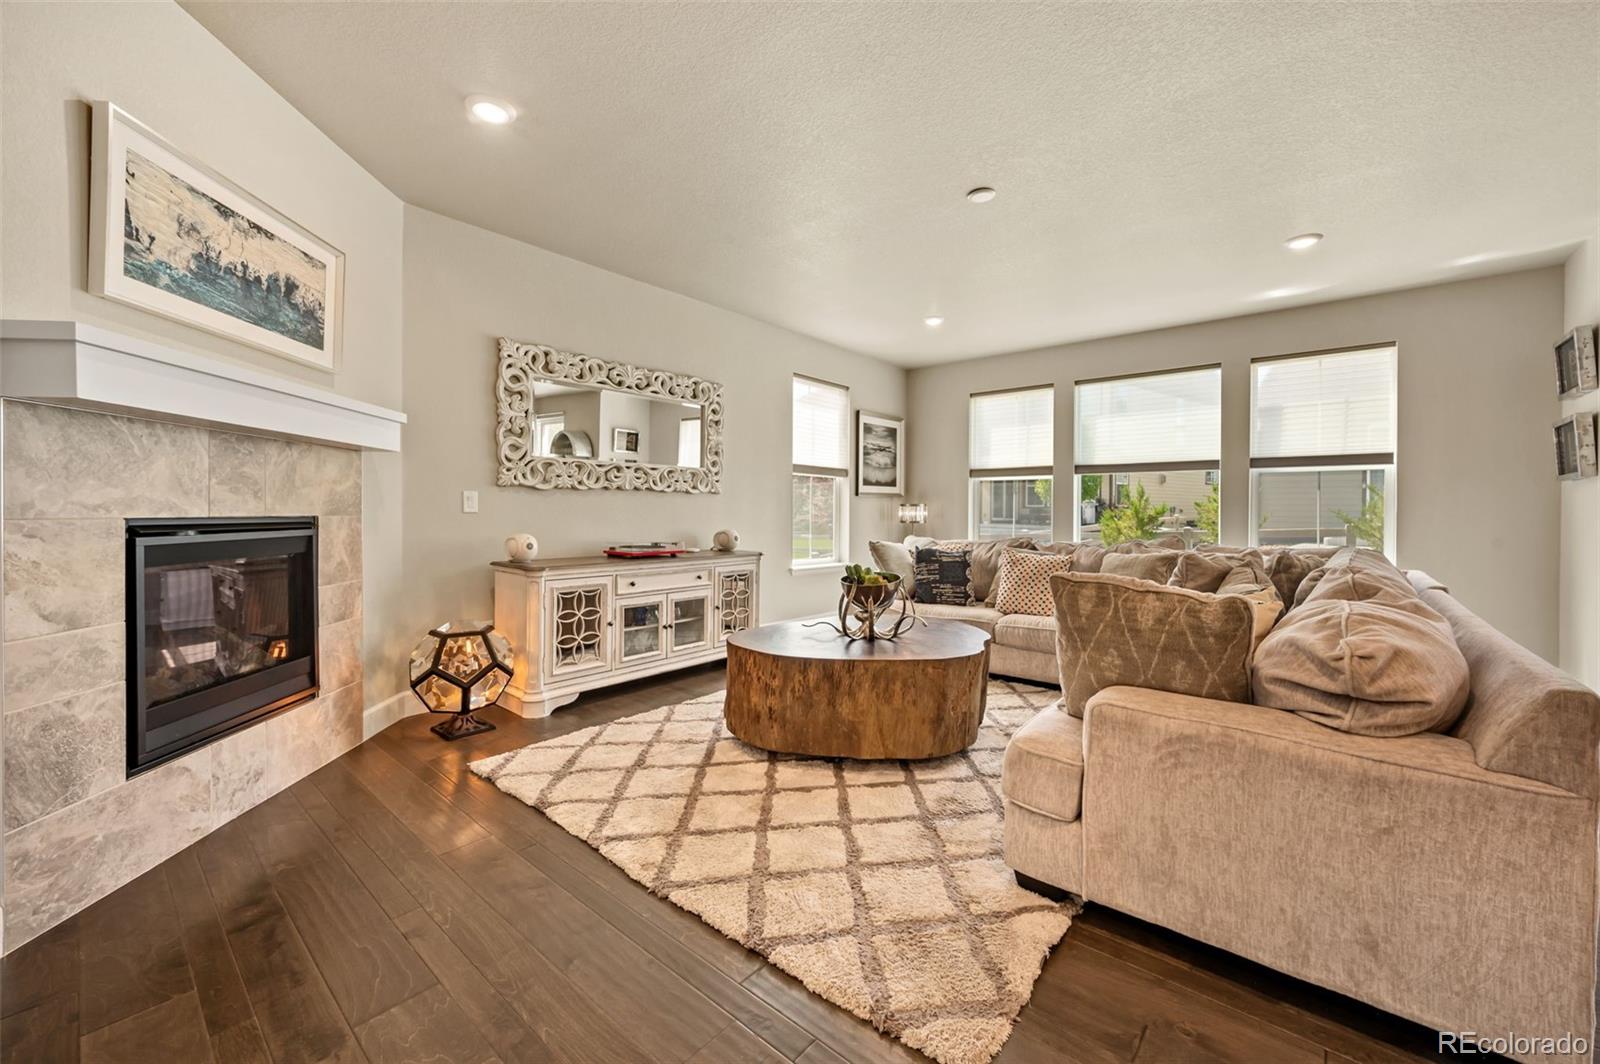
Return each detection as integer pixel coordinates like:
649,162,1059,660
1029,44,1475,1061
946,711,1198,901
993,547,1073,616
913,547,975,605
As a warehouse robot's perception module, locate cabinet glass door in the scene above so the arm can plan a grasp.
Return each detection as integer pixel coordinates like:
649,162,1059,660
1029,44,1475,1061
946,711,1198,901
670,593,710,653
617,599,665,664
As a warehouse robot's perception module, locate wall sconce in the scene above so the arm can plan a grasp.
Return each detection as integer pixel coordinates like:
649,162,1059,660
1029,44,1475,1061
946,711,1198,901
897,502,927,526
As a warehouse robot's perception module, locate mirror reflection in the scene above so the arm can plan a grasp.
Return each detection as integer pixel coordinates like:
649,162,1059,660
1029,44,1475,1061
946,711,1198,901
531,380,703,468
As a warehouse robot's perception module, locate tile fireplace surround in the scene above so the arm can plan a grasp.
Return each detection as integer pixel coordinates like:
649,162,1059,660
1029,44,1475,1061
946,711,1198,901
1,402,362,947
0,320,405,951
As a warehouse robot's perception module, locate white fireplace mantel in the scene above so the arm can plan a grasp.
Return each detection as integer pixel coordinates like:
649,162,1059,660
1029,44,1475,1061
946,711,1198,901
0,320,405,451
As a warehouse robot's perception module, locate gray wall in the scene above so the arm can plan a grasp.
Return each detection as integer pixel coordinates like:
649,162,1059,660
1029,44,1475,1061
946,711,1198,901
1560,240,1598,688
907,267,1566,661
0,0,408,711
400,205,906,632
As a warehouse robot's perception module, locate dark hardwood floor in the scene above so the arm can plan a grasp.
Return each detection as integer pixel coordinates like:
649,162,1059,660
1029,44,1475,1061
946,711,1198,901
2,664,1476,1064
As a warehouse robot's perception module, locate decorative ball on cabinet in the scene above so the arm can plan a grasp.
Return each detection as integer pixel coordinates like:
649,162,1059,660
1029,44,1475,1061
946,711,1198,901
505,533,539,562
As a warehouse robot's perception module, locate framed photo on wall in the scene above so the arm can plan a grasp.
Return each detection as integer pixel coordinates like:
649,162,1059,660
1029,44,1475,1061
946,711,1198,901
856,411,904,495
613,427,641,460
88,101,344,371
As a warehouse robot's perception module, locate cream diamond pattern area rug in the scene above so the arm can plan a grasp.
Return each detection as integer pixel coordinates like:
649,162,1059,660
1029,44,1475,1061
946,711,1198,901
470,680,1076,1064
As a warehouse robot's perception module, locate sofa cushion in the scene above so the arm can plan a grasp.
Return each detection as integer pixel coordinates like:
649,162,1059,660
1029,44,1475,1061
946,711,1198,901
868,540,916,589
994,613,1056,655
1001,706,1083,822
933,537,1035,604
1216,568,1286,648
1100,550,1181,584
1110,534,1188,553
1300,547,1420,612
912,547,975,606
1266,550,1329,606
993,547,1072,616
1252,598,1470,736
1169,550,1267,592
913,603,1003,636
1050,571,1256,717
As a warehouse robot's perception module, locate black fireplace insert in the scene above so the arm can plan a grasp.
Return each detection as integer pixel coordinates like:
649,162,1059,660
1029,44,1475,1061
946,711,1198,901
126,517,319,775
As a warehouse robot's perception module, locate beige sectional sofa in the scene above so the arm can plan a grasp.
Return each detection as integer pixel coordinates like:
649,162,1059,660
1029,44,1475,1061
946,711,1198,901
1001,552,1600,1063
870,533,1196,685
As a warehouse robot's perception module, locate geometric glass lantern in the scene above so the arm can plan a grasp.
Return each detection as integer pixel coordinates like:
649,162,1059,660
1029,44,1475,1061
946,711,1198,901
408,619,513,741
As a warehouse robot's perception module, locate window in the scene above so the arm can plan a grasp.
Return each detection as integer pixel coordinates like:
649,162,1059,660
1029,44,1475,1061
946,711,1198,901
534,413,565,457
1250,345,1396,555
678,417,701,467
969,387,1053,539
792,376,849,566
1074,366,1221,544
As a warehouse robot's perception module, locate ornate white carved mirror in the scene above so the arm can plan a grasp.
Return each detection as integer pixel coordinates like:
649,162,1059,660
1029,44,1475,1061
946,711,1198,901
496,337,723,493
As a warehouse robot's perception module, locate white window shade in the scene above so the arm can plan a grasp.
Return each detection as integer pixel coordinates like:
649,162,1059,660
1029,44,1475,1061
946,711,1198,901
1252,346,1396,462
793,376,850,475
1075,366,1220,470
969,387,1053,471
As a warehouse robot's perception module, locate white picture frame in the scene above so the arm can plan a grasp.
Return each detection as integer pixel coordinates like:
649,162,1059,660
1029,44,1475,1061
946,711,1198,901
613,427,641,460
88,101,344,371
856,411,904,495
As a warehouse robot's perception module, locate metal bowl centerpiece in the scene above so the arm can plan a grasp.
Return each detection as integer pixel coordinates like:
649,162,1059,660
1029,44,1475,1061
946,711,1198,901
819,564,922,642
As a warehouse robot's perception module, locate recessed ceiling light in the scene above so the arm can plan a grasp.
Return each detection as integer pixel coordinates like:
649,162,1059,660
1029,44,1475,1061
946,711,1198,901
466,95,517,125
965,187,996,204
924,315,945,327
1284,232,1323,251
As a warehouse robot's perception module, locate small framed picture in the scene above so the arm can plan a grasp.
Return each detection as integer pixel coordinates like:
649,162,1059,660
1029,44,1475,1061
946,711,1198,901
613,427,641,460
856,411,904,495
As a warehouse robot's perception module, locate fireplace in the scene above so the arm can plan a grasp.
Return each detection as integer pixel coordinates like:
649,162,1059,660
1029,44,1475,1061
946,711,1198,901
126,517,319,775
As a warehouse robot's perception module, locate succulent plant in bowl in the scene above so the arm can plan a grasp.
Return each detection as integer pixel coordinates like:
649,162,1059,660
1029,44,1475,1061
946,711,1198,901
841,563,902,607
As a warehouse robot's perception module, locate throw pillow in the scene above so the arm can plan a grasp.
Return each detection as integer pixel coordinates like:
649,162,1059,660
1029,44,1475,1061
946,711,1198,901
1100,550,1181,584
1299,547,1420,612
868,540,916,590
1252,598,1470,736
934,537,1036,605
1050,572,1257,717
993,547,1073,616
913,547,975,606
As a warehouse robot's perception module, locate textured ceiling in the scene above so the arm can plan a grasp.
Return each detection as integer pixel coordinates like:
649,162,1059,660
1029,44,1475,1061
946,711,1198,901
183,2,1598,367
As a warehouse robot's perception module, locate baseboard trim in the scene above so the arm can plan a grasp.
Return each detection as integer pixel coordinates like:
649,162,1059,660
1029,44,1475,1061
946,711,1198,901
363,690,420,739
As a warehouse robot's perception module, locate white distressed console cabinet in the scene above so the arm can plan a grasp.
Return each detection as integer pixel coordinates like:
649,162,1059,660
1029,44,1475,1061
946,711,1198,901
492,551,761,716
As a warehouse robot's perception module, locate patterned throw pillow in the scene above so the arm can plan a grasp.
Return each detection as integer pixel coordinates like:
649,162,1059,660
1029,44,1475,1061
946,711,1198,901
993,547,1074,616
912,547,975,606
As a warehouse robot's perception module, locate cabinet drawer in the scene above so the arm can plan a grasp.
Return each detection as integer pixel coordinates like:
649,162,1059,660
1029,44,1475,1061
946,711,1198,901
616,568,711,596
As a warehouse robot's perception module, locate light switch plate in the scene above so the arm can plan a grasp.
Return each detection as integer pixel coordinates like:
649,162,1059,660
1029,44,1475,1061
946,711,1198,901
462,490,479,513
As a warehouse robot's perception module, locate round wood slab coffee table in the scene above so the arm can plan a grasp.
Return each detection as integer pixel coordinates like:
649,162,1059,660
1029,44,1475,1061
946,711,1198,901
723,620,991,760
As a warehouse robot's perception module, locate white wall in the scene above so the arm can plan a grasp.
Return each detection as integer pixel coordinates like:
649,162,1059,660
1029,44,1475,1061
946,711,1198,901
907,268,1566,662
0,0,408,709
1561,239,1599,689
400,205,905,635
